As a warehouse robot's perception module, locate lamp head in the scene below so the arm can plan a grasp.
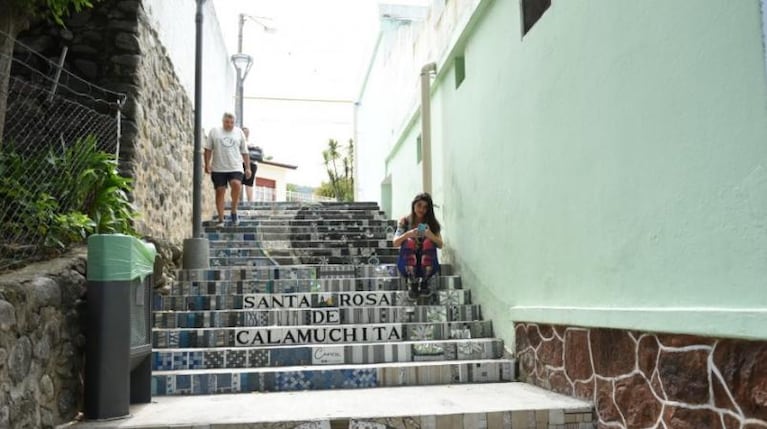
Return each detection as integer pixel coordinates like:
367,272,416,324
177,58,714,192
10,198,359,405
231,53,253,74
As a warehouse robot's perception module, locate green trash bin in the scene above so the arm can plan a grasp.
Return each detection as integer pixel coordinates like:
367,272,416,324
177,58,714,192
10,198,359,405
85,234,156,420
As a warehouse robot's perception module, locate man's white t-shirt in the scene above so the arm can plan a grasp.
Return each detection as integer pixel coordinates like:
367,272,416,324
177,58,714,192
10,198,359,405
205,127,248,172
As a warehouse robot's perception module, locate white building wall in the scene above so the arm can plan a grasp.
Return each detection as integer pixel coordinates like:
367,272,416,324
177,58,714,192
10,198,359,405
143,0,236,131
256,163,294,202
355,0,480,204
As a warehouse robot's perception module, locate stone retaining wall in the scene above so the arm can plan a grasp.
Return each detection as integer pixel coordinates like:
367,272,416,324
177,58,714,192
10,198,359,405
0,238,180,429
16,0,215,246
0,248,88,428
515,322,767,428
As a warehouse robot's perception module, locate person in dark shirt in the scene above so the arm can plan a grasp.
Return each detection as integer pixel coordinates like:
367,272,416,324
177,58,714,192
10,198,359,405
240,127,262,202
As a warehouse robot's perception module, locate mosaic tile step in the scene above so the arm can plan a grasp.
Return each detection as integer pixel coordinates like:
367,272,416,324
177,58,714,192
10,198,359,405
212,252,399,265
152,320,494,348
206,242,399,254
206,237,394,249
208,256,275,268
156,289,470,311
261,247,400,257
151,359,514,395
168,274,462,295
176,264,439,281
210,248,272,257
152,338,505,370
176,266,321,281
213,214,388,222
153,304,483,329
208,232,391,241
225,201,381,209
268,256,399,266
205,221,389,231
218,207,385,214
205,219,398,228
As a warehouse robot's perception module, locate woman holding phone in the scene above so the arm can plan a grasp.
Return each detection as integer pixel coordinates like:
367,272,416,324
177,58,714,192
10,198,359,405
392,192,444,300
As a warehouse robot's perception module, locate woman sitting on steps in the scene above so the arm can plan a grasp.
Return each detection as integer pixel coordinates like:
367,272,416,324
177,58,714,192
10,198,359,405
392,192,443,301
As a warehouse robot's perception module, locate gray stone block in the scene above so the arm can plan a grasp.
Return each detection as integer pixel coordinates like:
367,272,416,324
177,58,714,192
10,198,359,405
0,300,15,330
31,277,61,308
8,336,32,383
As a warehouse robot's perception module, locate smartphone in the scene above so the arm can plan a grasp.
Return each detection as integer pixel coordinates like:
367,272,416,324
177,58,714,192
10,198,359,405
418,223,427,233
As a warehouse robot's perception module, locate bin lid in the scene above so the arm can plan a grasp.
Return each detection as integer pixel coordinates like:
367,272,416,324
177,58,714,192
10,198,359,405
87,234,157,282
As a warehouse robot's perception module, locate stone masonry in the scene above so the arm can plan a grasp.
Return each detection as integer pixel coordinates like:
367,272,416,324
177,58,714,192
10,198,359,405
0,248,88,428
515,322,767,429
16,0,215,245
0,238,181,429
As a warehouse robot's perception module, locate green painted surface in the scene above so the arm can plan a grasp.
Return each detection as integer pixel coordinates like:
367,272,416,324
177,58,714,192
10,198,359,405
87,234,157,282
380,0,767,341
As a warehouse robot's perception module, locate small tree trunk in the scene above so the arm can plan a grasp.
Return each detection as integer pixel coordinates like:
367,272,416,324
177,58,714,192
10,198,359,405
0,1,26,147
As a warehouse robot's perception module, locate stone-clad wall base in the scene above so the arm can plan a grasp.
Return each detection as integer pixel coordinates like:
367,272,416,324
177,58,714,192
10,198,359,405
0,249,88,428
515,322,767,428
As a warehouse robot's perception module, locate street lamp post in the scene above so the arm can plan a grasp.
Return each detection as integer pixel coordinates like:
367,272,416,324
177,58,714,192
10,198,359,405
230,13,275,128
182,0,210,269
231,52,252,128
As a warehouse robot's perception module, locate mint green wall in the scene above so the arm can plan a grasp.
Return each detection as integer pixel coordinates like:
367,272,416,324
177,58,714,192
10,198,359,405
385,0,767,342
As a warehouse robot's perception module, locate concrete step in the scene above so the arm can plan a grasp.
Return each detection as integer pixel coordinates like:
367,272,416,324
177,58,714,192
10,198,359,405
167,274,462,295
153,320,493,348
67,383,595,429
156,289,470,311
151,359,514,396
152,338,504,370
153,304,483,328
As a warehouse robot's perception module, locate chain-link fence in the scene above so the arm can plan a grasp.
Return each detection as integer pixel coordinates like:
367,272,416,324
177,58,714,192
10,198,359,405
0,30,126,270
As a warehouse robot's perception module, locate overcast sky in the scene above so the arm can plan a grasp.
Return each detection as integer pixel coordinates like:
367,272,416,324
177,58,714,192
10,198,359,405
211,0,381,186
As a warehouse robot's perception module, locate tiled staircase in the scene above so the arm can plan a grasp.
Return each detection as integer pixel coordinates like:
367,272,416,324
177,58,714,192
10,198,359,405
151,202,515,395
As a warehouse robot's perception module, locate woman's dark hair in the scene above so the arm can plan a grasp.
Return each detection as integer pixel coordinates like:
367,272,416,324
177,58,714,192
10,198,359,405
409,192,441,234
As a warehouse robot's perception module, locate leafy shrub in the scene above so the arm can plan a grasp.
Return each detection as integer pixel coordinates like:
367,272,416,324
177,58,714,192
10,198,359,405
0,136,138,258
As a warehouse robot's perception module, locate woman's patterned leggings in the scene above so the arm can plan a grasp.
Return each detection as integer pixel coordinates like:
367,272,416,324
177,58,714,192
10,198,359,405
397,238,439,281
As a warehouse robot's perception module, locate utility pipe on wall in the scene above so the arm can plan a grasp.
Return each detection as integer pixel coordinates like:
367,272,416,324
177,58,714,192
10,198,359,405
420,62,437,194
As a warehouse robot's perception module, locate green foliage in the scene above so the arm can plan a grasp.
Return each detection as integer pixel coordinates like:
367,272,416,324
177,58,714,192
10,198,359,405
9,0,96,24
0,136,137,256
320,138,354,202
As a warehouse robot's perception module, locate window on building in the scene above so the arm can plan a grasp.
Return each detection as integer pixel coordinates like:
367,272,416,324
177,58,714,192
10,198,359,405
455,56,466,89
521,0,551,36
417,134,422,164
